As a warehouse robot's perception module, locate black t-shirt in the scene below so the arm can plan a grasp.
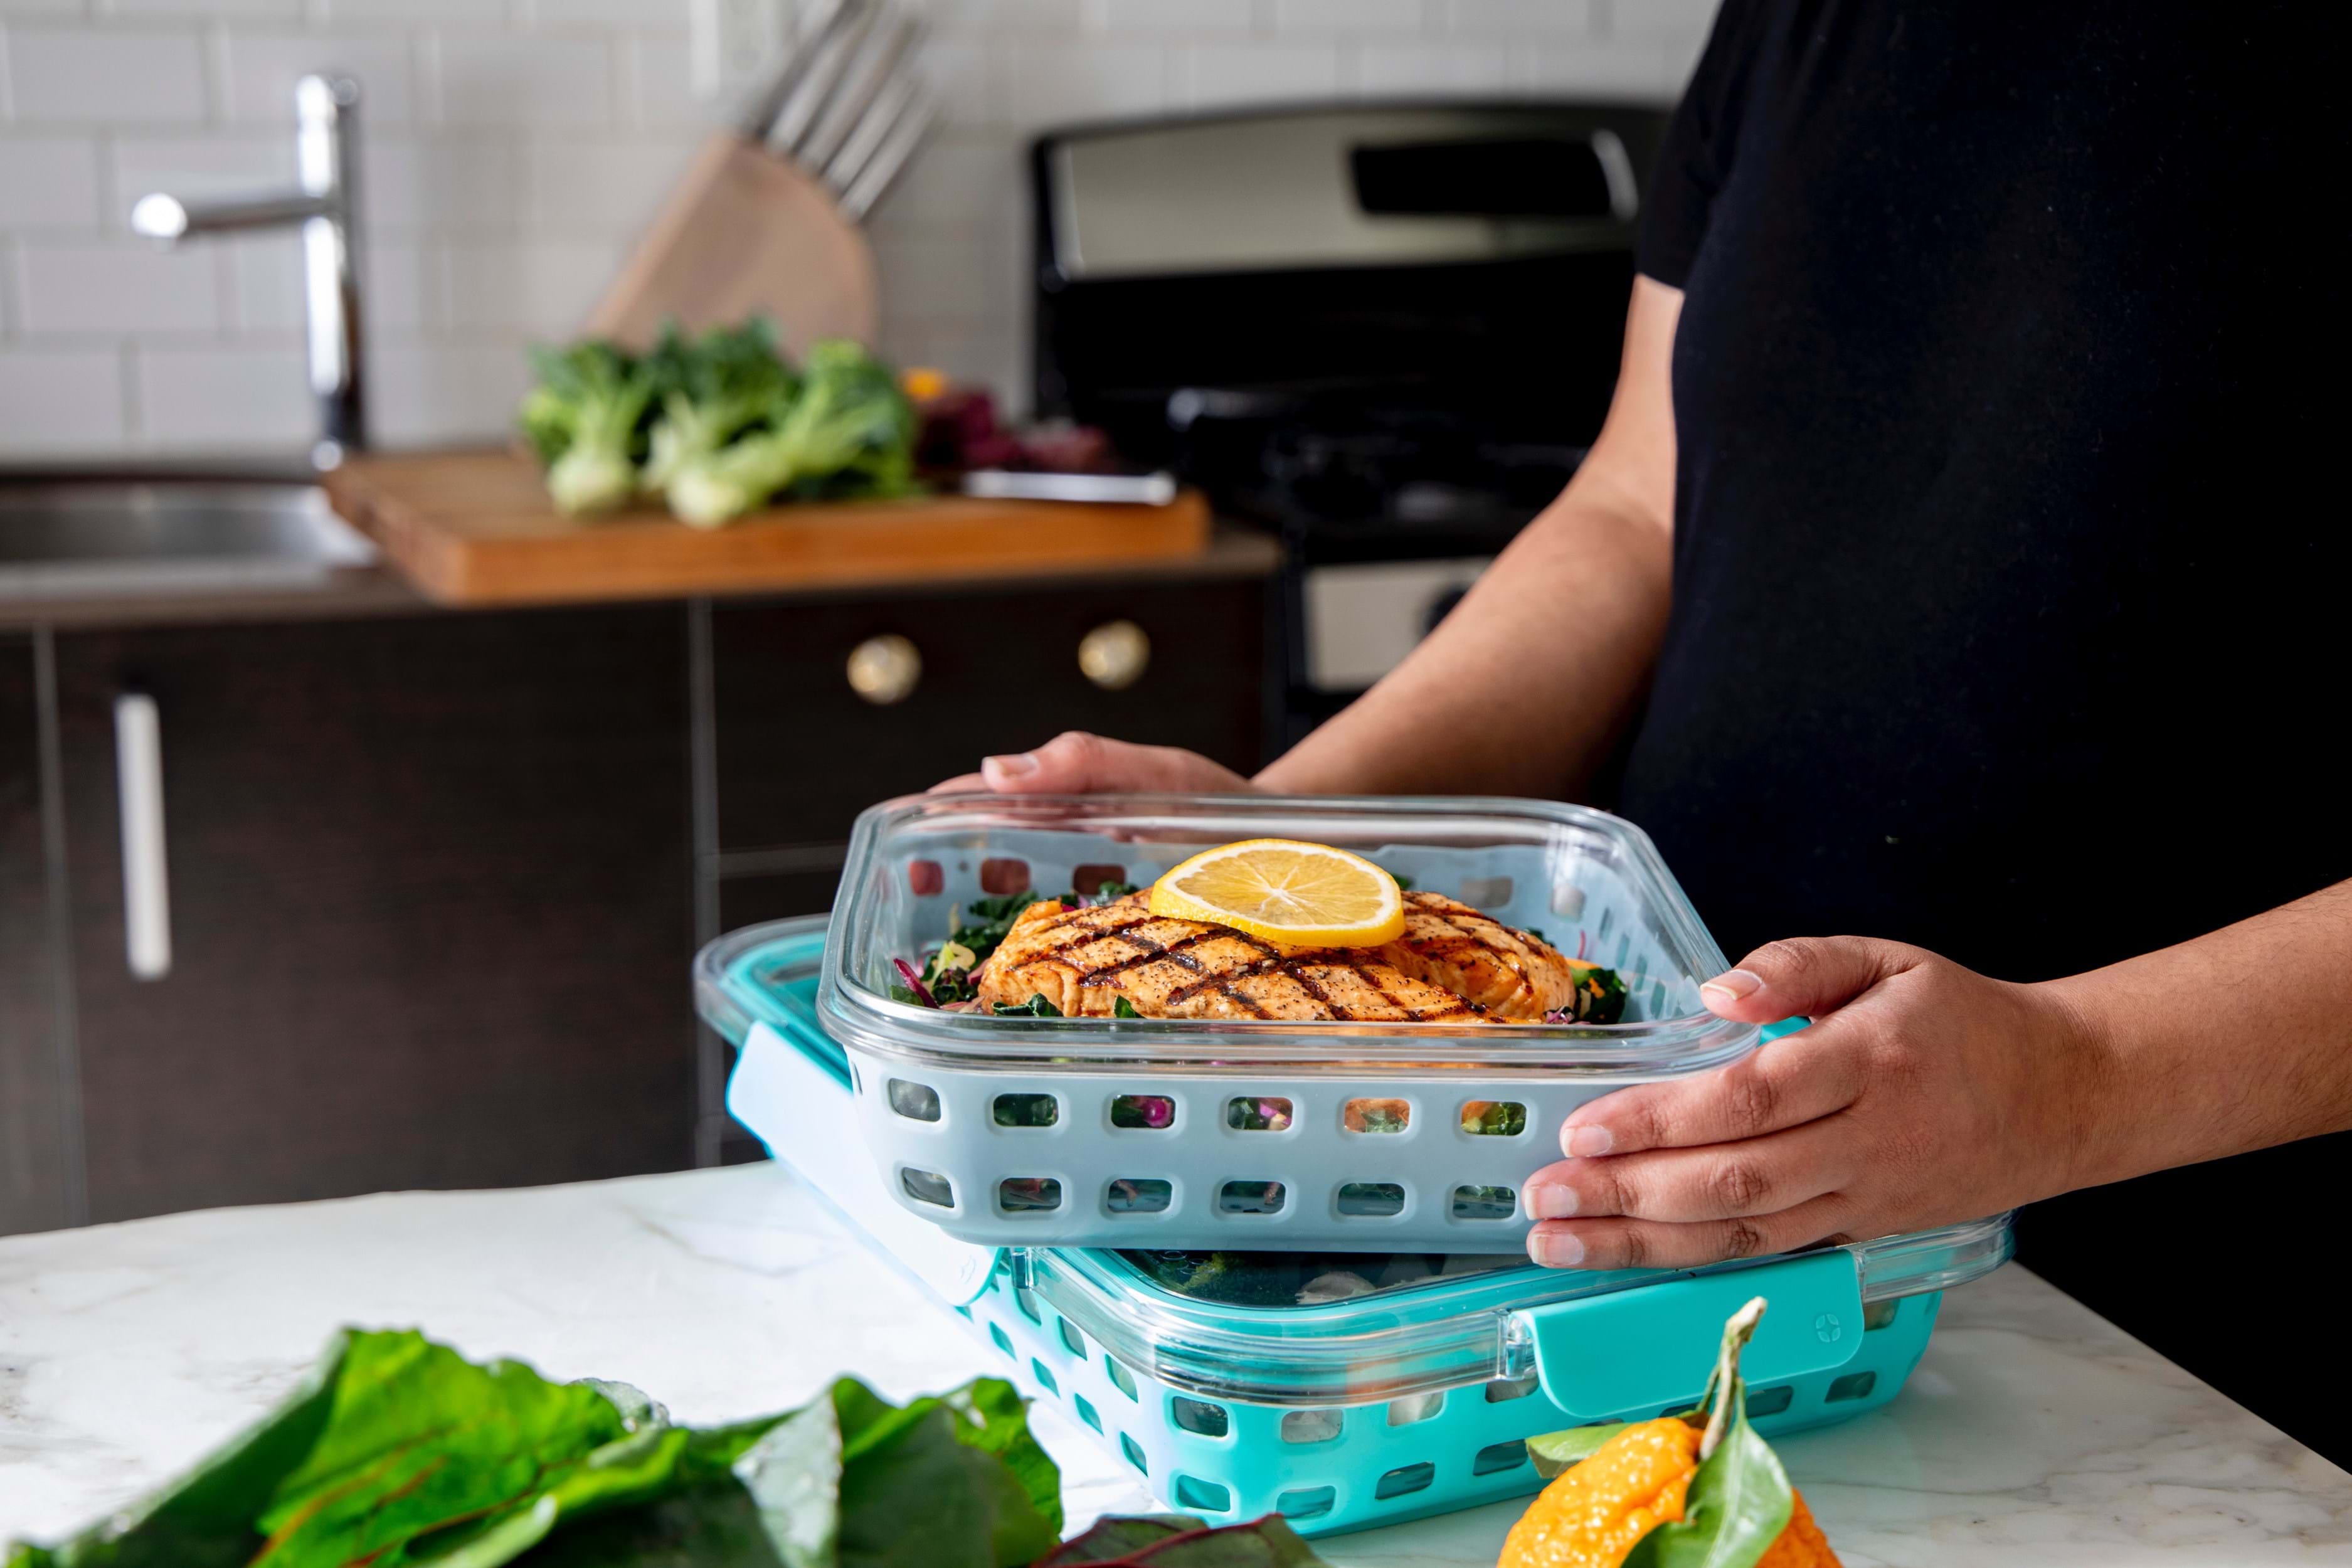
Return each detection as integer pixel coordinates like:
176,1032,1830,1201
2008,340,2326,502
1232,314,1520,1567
1618,0,2350,1456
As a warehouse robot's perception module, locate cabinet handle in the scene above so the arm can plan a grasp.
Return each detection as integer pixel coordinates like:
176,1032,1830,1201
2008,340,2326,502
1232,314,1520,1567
846,634,922,705
1077,620,1150,691
114,692,173,982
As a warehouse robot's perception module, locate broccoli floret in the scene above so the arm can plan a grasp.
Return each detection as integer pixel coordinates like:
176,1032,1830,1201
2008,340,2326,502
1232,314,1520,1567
669,339,917,527
516,339,660,516
640,319,798,500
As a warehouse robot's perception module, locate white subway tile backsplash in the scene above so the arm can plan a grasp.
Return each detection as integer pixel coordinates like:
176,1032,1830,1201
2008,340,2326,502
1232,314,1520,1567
861,133,1017,235
103,0,300,16
220,31,418,125
1274,0,1422,34
1445,0,1594,34
872,231,1004,321
4,28,208,124
0,349,126,455
18,242,219,333
939,0,1085,36
1515,38,1676,98
526,135,701,233
1093,0,1253,33
364,239,432,332
371,340,534,445
114,134,298,217
998,40,1165,129
1611,0,1720,38
362,136,524,232
444,238,618,335
0,138,102,227
519,0,693,24
921,36,990,127
313,0,497,21
226,230,303,331
434,34,617,125
1178,40,1338,108
135,342,312,446
0,0,1715,450
619,31,704,127
1357,40,1508,93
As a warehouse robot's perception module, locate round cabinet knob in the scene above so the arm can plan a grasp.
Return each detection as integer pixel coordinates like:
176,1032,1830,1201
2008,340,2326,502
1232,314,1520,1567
1077,620,1151,691
846,634,921,705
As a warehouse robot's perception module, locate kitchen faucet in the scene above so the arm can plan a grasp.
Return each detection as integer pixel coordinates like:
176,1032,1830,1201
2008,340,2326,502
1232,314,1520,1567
132,74,364,467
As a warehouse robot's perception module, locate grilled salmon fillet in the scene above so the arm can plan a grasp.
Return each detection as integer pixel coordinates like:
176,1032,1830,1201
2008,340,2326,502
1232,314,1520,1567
973,889,1589,1022
974,894,1485,1022
1377,891,1585,1019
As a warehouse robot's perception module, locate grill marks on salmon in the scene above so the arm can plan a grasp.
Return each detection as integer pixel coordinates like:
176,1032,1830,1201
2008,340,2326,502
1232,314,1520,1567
971,889,1586,1024
974,894,1483,1022
1377,891,1582,1020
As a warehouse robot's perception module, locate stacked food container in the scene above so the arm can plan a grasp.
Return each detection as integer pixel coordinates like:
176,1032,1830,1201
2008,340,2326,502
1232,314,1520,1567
696,793,2013,1535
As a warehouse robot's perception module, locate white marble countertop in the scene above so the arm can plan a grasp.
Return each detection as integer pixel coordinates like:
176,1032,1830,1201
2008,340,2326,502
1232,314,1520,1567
3,1164,2347,1565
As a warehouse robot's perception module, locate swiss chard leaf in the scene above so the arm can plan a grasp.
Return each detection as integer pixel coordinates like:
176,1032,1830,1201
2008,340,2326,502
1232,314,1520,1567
990,995,1062,1018
5,1333,1054,1568
1112,997,1142,1019
1039,1513,1331,1566
830,1381,1057,1568
940,1379,1062,1536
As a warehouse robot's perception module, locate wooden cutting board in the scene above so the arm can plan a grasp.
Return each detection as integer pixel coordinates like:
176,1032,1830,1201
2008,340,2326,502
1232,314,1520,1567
322,449,1214,607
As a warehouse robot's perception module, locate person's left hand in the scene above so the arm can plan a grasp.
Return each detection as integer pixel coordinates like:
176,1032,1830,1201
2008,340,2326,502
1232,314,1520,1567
1519,936,2112,1270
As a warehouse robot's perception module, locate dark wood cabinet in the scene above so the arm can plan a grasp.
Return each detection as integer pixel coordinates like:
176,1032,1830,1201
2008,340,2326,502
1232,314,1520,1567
711,576,1267,857
1,633,75,1235
48,608,695,1222
0,548,1276,1232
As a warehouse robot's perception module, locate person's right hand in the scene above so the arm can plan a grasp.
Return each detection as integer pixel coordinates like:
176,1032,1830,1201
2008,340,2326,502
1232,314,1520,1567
930,730,1258,795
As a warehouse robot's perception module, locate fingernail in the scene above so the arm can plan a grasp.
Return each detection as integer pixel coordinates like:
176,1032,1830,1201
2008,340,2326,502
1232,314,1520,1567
982,751,1038,782
1529,1231,1586,1268
1564,1123,1613,1158
1700,968,1764,1003
1523,1182,1579,1220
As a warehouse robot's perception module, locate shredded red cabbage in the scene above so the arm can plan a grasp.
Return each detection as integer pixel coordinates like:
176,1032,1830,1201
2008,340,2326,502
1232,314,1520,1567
891,956,937,1008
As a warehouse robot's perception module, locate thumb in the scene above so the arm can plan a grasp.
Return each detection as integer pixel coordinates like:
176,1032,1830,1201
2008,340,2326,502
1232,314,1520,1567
978,731,1254,795
1699,935,1921,1022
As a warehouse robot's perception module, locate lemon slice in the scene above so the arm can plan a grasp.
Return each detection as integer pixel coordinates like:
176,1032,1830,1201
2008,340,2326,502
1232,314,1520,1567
1148,838,1406,950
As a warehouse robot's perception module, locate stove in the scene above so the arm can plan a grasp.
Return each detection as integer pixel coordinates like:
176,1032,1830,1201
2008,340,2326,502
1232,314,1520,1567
1029,100,1668,746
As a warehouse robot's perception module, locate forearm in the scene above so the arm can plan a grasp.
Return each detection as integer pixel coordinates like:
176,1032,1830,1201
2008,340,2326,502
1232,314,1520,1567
2047,878,2352,1188
1256,490,1671,797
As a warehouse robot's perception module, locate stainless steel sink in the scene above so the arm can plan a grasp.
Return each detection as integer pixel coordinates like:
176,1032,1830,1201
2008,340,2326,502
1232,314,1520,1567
0,479,378,600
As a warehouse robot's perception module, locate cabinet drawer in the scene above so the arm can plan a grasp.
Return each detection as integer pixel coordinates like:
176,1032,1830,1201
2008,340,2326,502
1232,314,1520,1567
711,576,1266,852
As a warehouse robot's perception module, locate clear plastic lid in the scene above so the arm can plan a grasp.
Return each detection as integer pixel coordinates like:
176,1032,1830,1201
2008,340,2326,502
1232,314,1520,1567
815,792,1759,1076
1011,1219,2013,1407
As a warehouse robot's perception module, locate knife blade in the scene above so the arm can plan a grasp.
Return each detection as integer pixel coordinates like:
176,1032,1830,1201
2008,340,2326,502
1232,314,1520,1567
839,77,937,219
766,0,884,156
802,11,923,176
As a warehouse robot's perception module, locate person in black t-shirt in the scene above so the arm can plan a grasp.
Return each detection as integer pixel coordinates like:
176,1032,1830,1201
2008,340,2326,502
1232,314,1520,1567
943,2,2352,1451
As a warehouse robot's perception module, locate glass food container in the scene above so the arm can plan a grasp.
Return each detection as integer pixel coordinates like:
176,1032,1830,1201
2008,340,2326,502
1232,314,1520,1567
701,914,2015,1537
804,792,1762,1251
